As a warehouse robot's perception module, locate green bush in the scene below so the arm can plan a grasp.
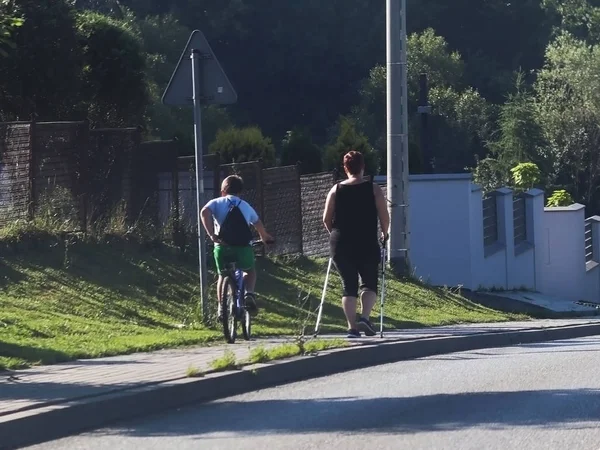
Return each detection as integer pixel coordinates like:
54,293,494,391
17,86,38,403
280,127,322,174
209,126,276,166
510,162,541,191
546,190,574,207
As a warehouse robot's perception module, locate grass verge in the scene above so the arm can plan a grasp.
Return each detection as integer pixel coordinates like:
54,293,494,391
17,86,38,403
0,234,529,370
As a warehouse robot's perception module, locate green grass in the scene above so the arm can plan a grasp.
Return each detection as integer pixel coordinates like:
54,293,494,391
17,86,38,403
304,338,349,354
210,350,237,372
0,233,528,370
247,339,350,366
186,365,203,378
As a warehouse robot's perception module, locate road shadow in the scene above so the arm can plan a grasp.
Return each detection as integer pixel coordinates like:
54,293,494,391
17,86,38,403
107,388,600,438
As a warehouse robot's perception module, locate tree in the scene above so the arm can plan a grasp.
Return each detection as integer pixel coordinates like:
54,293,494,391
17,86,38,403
280,128,322,175
487,72,546,169
409,0,553,102
542,0,600,42
352,29,492,174
209,126,276,166
0,15,24,57
75,11,149,127
535,32,600,211
473,72,547,190
324,117,378,176
0,0,82,121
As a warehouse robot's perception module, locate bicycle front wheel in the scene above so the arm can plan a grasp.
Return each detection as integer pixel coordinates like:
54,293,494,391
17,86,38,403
220,275,237,344
241,308,251,341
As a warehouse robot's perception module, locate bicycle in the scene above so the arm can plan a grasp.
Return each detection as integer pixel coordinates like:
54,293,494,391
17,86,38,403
220,238,273,344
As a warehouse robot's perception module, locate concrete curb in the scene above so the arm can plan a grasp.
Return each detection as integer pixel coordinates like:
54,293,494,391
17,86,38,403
3,322,600,449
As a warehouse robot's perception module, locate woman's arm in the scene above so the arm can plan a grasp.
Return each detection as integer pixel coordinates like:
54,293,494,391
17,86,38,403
322,185,337,233
374,183,390,240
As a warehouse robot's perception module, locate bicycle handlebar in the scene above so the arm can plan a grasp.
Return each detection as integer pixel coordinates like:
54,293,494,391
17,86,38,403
251,238,275,247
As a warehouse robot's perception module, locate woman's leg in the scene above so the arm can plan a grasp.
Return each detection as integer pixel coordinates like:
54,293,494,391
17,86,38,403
356,247,381,336
359,290,377,320
332,256,360,332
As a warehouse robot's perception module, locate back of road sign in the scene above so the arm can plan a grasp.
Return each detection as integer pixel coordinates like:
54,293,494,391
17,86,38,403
162,30,237,106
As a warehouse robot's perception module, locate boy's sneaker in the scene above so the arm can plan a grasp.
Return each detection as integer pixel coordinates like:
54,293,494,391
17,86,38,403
244,292,259,316
358,317,377,337
347,329,361,339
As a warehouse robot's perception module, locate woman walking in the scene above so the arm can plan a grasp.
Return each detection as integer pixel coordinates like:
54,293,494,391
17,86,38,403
323,151,390,338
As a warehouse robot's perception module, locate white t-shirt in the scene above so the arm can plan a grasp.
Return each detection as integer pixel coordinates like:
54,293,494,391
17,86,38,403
204,195,259,235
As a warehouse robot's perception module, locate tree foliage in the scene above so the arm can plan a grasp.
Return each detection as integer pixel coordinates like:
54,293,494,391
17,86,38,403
209,126,276,167
0,0,82,120
6,0,600,216
75,11,148,127
353,29,492,174
0,14,24,57
280,128,322,175
535,31,600,208
324,117,378,177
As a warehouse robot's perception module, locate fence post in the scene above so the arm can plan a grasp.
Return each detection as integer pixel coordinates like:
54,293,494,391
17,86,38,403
212,152,221,197
295,163,303,255
27,118,36,221
257,159,265,223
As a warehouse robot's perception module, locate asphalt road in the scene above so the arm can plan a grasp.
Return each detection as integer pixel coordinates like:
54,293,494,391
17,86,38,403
26,336,600,450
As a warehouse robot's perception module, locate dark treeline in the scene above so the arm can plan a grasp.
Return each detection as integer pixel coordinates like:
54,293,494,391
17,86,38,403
2,0,600,211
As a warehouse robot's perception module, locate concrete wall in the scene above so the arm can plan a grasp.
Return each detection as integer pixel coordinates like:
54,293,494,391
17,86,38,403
511,190,544,291
539,204,586,301
583,216,600,303
408,174,475,289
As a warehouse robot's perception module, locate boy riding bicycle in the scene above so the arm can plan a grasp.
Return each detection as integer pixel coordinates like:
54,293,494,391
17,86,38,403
200,175,274,320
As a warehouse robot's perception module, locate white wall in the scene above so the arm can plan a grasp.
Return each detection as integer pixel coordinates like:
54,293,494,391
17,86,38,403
409,174,475,289
473,188,511,290
510,189,544,291
408,176,542,292
539,204,586,301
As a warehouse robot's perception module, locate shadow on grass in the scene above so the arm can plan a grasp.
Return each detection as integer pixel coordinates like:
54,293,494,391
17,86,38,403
0,260,26,288
0,342,71,370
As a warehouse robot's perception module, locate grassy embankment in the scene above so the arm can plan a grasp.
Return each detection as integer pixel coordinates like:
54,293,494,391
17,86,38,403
0,224,528,370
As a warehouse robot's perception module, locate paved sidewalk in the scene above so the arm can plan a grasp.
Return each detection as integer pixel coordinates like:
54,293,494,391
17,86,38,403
1,319,599,419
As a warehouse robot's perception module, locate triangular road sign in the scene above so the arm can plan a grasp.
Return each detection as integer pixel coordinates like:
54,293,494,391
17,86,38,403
162,30,238,106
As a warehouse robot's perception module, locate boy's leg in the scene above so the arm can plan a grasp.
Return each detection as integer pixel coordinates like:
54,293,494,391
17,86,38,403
213,245,228,320
236,245,258,316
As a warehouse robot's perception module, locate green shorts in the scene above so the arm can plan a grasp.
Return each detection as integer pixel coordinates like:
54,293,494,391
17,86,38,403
213,244,256,275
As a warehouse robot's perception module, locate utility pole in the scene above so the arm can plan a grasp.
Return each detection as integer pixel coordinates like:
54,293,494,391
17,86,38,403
386,0,410,274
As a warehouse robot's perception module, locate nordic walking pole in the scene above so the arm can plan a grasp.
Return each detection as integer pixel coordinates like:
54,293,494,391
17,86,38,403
380,236,389,338
314,258,333,337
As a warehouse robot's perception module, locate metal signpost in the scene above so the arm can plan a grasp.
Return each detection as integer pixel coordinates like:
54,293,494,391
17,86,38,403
162,30,237,322
386,0,410,274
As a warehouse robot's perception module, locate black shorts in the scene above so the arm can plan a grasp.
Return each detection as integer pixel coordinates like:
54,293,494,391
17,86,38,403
331,245,380,298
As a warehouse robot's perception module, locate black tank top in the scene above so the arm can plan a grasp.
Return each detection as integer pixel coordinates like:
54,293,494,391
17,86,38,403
330,180,378,251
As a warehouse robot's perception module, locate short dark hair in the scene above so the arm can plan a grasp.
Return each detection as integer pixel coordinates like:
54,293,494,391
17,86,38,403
343,151,365,175
222,175,244,195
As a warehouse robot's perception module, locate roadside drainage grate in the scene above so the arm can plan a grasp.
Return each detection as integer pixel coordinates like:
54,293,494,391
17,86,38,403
575,301,600,309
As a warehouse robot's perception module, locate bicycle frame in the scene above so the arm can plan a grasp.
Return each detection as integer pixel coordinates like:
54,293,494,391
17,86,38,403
234,267,245,315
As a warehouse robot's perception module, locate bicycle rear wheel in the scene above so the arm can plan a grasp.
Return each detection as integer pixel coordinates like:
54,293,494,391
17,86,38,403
220,275,237,344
